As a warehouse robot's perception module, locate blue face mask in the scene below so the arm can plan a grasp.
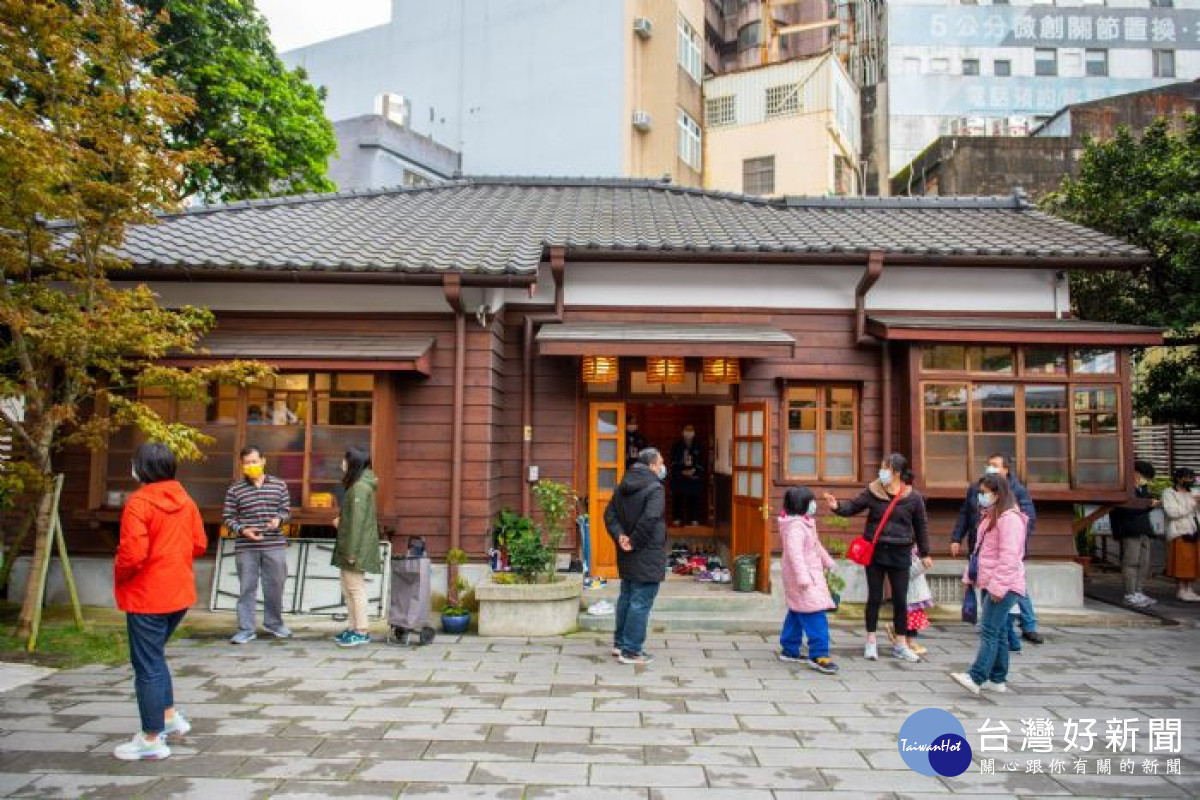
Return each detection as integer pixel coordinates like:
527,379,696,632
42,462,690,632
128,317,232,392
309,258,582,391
878,468,893,485
806,500,817,517
977,492,996,509
985,465,1002,475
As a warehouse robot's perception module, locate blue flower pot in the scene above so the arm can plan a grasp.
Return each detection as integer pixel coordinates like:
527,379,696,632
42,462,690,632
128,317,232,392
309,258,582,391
442,612,470,634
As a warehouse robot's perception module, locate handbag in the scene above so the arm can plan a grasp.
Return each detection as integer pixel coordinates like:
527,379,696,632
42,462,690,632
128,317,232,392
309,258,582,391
961,585,979,624
846,491,904,567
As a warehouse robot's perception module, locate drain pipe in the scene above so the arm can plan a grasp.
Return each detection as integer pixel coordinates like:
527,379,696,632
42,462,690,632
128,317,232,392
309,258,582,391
521,247,566,516
854,251,891,458
444,275,465,585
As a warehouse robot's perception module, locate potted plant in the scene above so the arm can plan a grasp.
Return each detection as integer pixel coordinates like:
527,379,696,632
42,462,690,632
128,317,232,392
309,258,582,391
442,547,471,633
475,481,585,637
1074,525,1095,576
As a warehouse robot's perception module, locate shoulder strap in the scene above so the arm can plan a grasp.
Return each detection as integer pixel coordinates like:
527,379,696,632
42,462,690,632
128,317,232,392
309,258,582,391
869,491,904,543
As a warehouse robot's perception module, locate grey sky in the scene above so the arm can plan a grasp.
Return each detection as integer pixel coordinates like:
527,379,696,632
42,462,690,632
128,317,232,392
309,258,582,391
257,0,391,53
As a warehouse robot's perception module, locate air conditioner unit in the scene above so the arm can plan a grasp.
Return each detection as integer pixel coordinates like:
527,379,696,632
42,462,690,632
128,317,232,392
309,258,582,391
376,93,411,128
632,111,652,131
633,17,653,38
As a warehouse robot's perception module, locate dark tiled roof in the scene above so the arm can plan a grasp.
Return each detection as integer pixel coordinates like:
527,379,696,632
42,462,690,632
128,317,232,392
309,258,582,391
105,178,1147,276
867,315,1163,345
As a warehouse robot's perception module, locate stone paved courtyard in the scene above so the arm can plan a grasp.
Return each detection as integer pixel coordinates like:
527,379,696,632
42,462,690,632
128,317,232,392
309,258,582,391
0,620,1198,799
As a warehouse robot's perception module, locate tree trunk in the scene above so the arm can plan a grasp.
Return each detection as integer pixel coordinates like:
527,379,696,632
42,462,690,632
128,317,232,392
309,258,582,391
14,486,55,639
0,505,37,593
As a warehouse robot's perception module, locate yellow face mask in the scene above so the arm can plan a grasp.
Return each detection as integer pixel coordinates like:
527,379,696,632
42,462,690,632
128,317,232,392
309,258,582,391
243,463,265,480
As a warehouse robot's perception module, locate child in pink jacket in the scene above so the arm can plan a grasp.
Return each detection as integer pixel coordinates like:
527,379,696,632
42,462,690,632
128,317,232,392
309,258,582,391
952,473,1028,695
778,487,839,675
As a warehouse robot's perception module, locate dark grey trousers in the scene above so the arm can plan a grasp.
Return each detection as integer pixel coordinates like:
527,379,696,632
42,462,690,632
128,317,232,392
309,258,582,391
235,547,288,633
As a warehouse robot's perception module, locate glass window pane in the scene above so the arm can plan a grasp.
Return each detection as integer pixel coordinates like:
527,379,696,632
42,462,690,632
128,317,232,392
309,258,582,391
750,410,764,436
186,483,230,508
1072,347,1117,375
825,431,853,454
823,454,853,478
926,458,968,484
1027,460,1069,485
926,434,968,457
922,346,967,371
924,384,968,432
1077,435,1119,460
736,470,749,496
789,387,818,403
970,346,1015,374
736,441,749,466
737,412,749,436
598,468,618,491
788,431,817,454
311,426,370,454
749,441,764,467
1024,347,1068,375
250,426,307,454
828,386,854,405
333,374,374,395
749,471,763,498
976,434,1017,461
789,406,817,430
597,439,618,464
1076,462,1119,486
1027,435,1067,459
788,455,817,476
597,410,618,434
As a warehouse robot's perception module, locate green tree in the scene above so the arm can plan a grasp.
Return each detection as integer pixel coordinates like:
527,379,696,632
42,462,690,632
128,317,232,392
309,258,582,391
0,0,269,637
1042,116,1200,424
135,0,337,202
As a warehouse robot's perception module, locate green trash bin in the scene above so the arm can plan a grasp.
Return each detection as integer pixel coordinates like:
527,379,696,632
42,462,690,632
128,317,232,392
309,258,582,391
733,554,759,593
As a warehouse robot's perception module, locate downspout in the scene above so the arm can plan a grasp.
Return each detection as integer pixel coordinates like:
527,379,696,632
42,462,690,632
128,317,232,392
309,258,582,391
443,275,465,585
854,251,892,454
521,247,566,516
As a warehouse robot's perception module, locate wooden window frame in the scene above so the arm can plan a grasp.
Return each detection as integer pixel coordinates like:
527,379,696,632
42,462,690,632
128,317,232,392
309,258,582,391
95,371,388,514
781,383,860,485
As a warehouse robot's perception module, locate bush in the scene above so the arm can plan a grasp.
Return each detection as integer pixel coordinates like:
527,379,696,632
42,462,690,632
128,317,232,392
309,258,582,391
506,522,553,582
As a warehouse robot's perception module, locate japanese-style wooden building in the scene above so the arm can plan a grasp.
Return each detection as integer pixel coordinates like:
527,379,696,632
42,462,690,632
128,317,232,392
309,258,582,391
56,178,1161,596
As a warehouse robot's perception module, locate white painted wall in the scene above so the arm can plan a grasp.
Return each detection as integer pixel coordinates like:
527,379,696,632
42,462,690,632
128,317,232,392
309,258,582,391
561,262,1062,312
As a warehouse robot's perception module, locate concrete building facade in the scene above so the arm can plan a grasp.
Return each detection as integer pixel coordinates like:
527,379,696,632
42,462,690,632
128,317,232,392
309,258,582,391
330,111,462,192
283,0,707,185
703,54,862,195
883,0,1200,186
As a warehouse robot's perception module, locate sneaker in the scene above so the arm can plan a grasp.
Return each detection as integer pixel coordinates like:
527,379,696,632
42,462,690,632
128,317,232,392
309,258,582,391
696,570,714,582
1134,592,1157,606
893,645,921,663
588,600,615,616
113,732,170,761
617,651,651,665
265,625,293,640
337,632,370,648
1021,631,1045,645
611,646,622,658
1181,589,1200,602
982,681,1008,693
950,671,982,696
863,641,878,661
778,651,804,663
808,657,840,675
229,630,256,645
161,711,191,739
333,629,352,644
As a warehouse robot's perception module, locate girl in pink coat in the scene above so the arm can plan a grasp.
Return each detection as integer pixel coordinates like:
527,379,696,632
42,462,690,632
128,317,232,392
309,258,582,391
952,473,1028,695
778,487,839,674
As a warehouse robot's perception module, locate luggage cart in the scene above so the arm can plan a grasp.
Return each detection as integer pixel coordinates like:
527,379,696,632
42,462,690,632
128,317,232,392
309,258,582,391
387,536,436,646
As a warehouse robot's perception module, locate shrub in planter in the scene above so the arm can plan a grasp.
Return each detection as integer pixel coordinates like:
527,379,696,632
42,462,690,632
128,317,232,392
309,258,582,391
825,568,846,609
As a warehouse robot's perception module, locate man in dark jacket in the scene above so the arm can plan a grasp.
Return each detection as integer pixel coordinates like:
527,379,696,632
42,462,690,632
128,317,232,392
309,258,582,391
950,453,1043,647
1109,460,1159,607
604,447,667,666
669,425,706,526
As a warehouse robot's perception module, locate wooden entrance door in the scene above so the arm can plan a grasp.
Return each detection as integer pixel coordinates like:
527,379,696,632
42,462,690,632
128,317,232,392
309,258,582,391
587,403,625,579
732,402,771,592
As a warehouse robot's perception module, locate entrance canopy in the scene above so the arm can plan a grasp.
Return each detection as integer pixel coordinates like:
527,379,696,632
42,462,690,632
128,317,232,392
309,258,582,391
168,332,436,374
865,316,1163,346
536,322,796,358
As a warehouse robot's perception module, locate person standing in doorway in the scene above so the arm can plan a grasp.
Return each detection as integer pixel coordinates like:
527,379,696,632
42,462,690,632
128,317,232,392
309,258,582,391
1109,460,1159,607
951,473,1027,695
222,445,292,644
669,425,705,526
604,447,668,666
824,453,931,663
113,443,208,761
333,445,383,646
951,453,1043,648
1163,467,1200,602
625,414,648,469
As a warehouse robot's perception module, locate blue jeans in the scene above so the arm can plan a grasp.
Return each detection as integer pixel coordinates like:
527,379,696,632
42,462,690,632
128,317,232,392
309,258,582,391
126,610,187,735
780,610,830,659
614,580,660,656
1007,593,1038,649
969,591,1020,686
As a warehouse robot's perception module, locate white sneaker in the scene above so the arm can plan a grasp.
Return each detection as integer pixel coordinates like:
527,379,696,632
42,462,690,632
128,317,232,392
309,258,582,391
982,681,1008,693
951,671,982,696
1135,593,1157,606
588,600,615,616
162,711,191,739
892,645,921,663
113,732,170,761
1186,588,1200,602
1125,593,1146,607
863,641,878,661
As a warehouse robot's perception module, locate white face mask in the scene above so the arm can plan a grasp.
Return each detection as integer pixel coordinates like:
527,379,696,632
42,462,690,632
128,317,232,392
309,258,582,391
985,465,1002,475
977,492,996,509
806,500,817,517
878,468,893,485
657,465,667,480
341,460,348,474
131,465,140,484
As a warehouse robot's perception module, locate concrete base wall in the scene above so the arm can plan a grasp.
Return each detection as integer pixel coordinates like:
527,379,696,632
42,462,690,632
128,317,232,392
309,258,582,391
476,577,583,637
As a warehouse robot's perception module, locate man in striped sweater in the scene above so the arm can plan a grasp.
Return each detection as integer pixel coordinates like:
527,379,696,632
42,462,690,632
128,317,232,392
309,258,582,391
223,445,292,644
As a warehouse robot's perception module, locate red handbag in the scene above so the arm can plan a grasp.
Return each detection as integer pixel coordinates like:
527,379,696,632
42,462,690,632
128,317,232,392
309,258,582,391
846,491,904,566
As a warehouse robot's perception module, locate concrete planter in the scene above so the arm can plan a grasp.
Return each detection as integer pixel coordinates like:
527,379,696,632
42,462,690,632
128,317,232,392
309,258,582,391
476,575,583,637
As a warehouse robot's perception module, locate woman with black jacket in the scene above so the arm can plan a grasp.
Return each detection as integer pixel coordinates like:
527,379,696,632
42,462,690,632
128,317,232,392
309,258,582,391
824,453,932,663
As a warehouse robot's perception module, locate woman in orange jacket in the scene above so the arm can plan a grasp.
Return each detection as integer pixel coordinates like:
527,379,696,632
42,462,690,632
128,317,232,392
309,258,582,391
112,443,208,761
